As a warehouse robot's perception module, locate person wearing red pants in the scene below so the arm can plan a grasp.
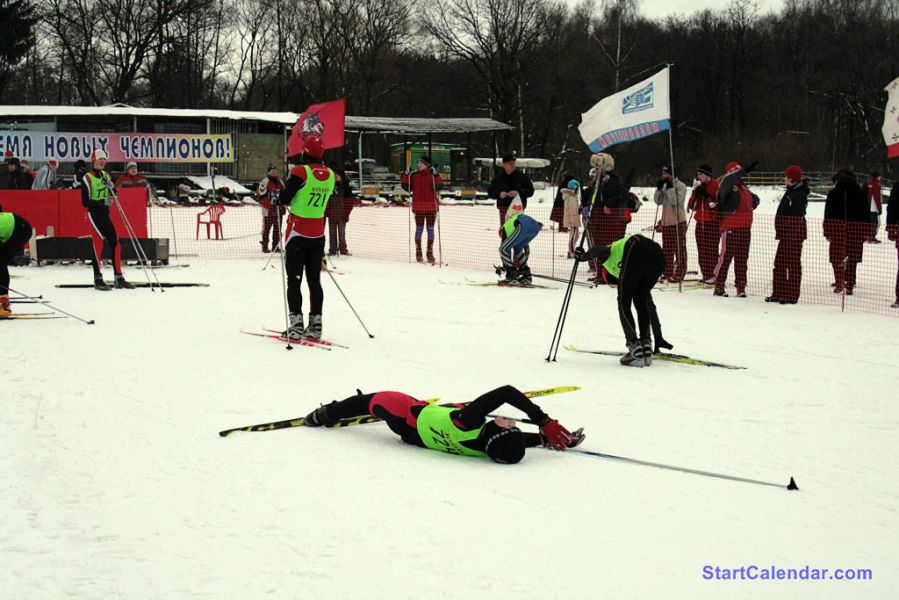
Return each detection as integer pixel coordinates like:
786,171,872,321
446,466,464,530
81,149,133,290
768,165,809,304
653,165,688,283
687,165,719,284
713,161,757,298
303,385,584,464
823,169,868,295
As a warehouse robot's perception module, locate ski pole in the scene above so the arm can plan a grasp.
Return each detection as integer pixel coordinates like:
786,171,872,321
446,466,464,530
7,286,95,325
432,173,443,268
108,182,163,291
570,449,798,491
485,411,796,490
278,231,293,350
325,269,374,338
546,167,603,362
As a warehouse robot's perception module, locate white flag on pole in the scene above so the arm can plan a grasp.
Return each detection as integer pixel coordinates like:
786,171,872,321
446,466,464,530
578,67,671,152
884,75,899,158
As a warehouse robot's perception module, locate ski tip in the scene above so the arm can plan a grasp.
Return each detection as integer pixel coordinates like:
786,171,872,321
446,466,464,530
787,476,799,491
218,431,230,437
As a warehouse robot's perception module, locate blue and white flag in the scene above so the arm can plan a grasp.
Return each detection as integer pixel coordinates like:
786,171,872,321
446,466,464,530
578,67,671,152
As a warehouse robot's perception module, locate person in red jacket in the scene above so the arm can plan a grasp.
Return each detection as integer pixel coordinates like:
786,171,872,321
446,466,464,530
257,163,285,253
115,161,150,189
687,164,720,283
401,156,443,263
865,171,883,243
713,161,758,298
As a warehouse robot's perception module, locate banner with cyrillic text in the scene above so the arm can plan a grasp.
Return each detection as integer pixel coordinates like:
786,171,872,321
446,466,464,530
578,67,671,152
0,131,233,163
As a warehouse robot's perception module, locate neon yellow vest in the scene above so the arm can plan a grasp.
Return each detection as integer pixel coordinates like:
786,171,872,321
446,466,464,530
604,235,637,278
288,166,335,218
416,405,487,458
502,213,521,237
0,213,14,243
84,171,110,203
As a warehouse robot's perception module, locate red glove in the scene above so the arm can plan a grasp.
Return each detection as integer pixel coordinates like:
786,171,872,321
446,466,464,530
539,418,572,451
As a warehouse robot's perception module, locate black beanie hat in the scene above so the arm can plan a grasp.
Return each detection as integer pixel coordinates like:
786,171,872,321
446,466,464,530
418,155,432,166
697,164,713,177
483,422,526,464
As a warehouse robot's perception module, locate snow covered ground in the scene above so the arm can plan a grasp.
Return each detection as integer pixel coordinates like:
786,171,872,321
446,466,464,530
2,255,897,599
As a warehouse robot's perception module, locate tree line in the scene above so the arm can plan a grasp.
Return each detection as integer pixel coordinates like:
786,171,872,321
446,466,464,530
1,0,898,180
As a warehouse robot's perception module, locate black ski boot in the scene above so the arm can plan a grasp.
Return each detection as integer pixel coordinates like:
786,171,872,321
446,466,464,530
114,274,135,289
94,275,111,291
517,266,532,286
499,267,519,285
304,401,339,427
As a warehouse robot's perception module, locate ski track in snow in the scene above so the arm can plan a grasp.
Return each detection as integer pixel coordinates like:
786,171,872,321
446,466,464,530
1,255,897,599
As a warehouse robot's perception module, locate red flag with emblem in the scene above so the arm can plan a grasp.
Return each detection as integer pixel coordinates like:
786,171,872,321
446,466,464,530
289,98,346,153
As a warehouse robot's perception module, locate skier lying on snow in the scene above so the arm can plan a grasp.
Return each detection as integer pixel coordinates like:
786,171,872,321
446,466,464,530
304,385,584,464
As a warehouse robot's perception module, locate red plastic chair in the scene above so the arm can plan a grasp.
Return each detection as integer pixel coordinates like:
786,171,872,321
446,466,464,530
196,204,226,239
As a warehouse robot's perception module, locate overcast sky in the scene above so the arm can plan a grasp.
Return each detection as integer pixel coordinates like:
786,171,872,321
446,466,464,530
628,0,786,18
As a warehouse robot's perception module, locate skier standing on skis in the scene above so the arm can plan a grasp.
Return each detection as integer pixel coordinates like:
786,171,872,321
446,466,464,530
278,135,335,340
81,149,133,290
498,197,542,285
0,210,32,316
574,233,668,366
303,385,584,464
401,156,442,264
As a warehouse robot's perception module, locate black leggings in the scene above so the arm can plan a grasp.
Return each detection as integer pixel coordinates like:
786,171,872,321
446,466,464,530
87,206,122,276
286,235,325,314
1,216,32,294
617,237,665,343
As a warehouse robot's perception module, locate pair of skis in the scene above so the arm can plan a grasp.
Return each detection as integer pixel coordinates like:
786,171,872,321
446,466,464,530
217,385,580,437
241,328,348,351
563,345,745,370
0,312,65,321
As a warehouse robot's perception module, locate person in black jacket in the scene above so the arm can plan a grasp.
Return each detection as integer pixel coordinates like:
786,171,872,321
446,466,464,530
823,169,869,294
585,155,629,279
487,154,534,226
767,165,809,304
887,180,899,308
1,158,30,190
